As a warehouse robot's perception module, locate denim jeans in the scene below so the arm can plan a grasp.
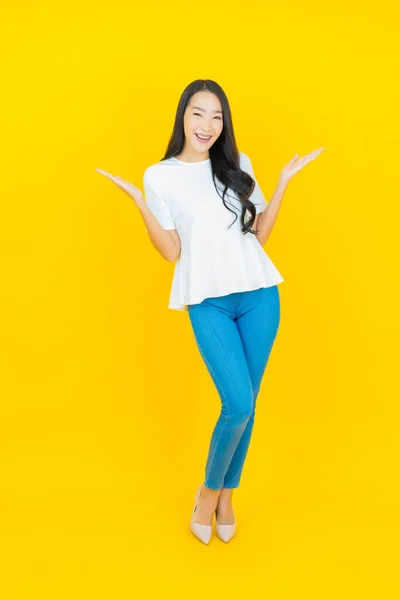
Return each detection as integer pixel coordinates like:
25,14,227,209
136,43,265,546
188,285,281,490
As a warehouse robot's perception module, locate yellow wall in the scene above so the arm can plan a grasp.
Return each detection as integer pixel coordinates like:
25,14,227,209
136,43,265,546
0,0,399,597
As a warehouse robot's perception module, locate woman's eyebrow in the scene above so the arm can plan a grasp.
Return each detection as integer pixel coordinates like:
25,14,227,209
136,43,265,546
192,106,223,114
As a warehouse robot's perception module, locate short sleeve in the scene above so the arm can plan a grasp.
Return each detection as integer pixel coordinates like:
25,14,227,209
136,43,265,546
143,168,176,232
239,152,268,214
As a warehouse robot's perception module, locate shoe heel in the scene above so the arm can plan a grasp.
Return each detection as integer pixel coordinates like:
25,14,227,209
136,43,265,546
189,484,212,545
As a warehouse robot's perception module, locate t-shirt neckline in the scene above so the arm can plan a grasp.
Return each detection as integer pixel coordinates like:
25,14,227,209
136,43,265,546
171,156,210,166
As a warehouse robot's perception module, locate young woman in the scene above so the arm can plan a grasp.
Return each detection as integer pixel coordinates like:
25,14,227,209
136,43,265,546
96,79,324,545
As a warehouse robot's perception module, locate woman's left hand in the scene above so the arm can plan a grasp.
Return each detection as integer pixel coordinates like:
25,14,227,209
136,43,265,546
280,147,324,183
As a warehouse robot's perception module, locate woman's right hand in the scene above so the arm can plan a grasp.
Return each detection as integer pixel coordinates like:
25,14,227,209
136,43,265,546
95,168,145,207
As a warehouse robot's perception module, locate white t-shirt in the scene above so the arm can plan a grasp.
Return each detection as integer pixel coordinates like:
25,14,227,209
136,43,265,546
143,152,284,311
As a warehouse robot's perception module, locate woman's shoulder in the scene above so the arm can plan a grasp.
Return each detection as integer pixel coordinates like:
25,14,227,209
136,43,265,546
143,157,176,182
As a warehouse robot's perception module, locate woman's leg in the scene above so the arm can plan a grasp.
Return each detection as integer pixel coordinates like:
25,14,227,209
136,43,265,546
188,294,255,494
221,285,281,489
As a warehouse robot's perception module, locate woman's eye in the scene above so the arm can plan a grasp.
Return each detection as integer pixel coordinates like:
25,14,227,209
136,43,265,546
193,112,222,120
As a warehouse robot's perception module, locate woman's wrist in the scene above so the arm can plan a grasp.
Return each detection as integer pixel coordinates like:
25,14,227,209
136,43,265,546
278,173,290,188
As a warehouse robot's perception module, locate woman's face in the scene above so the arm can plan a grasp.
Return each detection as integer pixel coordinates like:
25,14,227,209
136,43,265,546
181,91,223,158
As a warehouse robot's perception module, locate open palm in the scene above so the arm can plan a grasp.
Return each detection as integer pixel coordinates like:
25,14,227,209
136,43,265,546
281,147,324,182
95,168,144,206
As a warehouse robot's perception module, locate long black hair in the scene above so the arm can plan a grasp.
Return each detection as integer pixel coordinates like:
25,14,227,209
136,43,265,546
161,79,261,235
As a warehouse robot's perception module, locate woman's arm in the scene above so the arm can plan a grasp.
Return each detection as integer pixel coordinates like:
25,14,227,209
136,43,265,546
95,168,180,262
255,176,289,247
255,147,324,246
136,200,181,262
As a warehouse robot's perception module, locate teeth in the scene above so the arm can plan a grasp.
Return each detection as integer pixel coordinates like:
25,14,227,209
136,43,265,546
196,134,211,139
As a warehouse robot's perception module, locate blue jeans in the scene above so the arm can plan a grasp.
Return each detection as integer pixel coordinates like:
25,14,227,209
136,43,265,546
188,285,281,490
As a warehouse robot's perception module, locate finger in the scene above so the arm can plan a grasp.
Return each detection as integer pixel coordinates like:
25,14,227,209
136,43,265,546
310,148,324,156
304,152,319,161
96,169,114,179
305,148,322,156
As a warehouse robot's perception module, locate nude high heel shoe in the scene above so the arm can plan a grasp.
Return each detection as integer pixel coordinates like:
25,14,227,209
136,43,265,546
215,506,236,543
189,484,213,545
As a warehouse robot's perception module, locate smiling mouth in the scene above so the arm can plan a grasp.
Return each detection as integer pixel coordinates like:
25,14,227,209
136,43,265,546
195,133,212,142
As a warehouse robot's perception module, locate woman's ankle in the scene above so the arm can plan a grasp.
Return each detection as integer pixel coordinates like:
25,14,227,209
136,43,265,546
218,487,233,500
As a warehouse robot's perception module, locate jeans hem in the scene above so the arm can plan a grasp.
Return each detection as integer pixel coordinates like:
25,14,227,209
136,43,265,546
204,482,223,491
203,482,240,490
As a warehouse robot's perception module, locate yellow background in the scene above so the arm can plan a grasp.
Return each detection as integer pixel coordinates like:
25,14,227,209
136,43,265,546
1,0,399,597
